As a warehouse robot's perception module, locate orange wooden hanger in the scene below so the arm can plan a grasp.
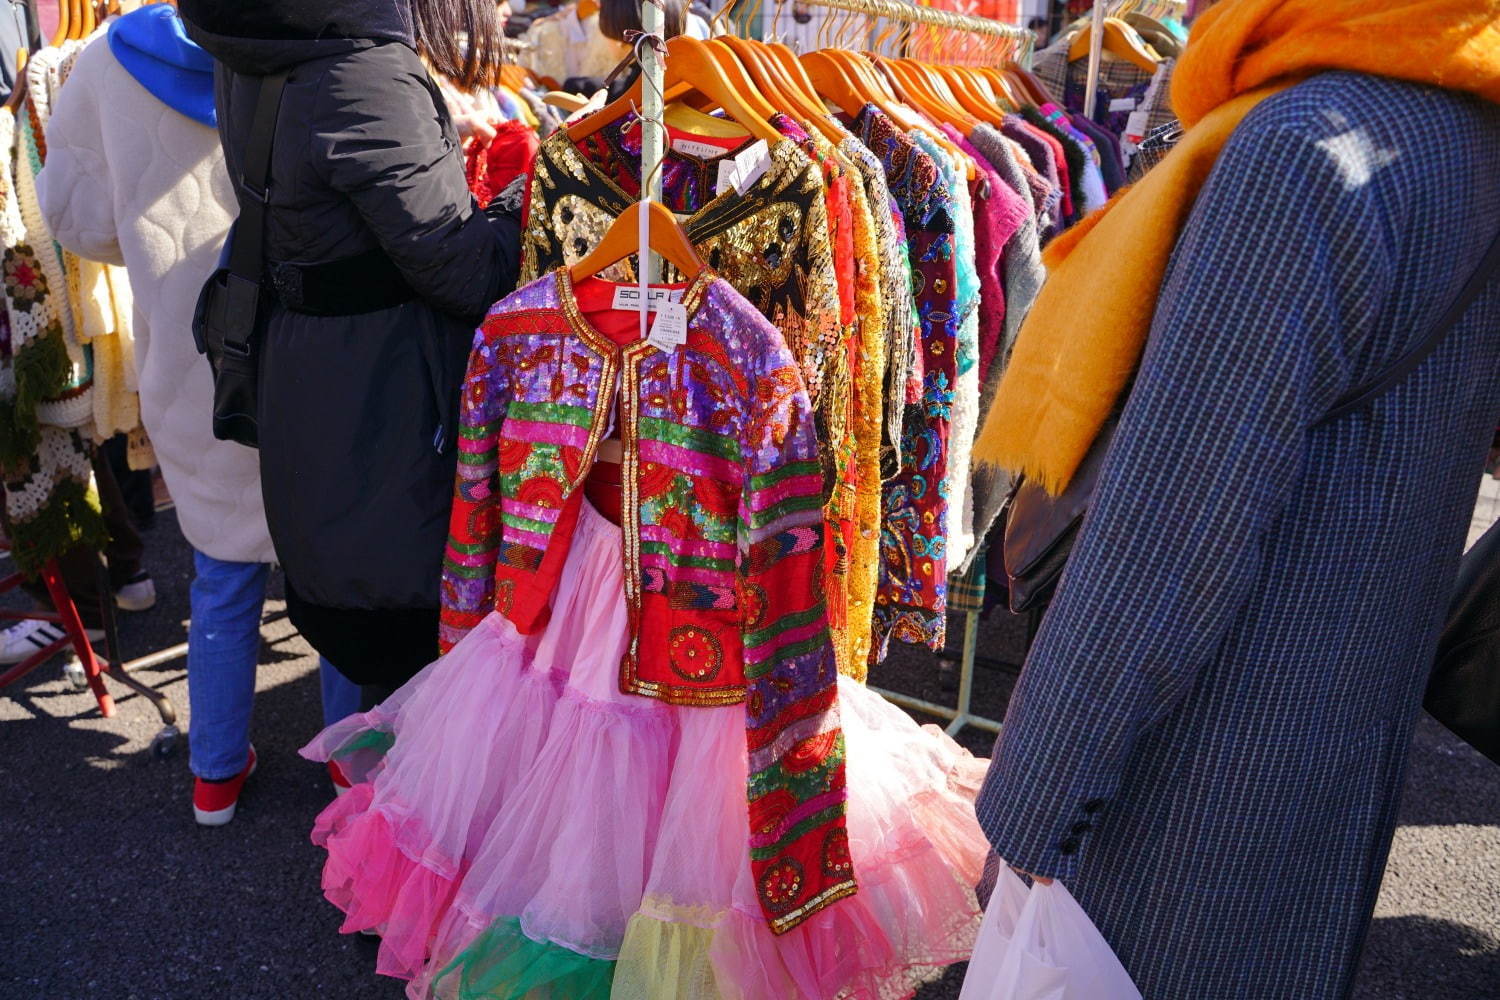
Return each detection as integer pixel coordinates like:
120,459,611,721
721,37,843,143
874,55,976,135
576,0,600,20
1001,60,1053,106
566,36,781,146
799,50,866,118
935,64,1005,125
3,48,26,113
51,0,71,45
568,200,705,283
700,38,784,123
1068,18,1160,75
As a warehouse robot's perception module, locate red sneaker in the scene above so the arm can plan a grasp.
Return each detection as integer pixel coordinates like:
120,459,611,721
327,760,352,797
193,746,257,826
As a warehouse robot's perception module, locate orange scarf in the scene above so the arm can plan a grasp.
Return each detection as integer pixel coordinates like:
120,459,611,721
974,0,1500,495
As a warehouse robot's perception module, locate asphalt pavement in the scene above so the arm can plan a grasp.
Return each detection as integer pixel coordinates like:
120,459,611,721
1,508,1497,1000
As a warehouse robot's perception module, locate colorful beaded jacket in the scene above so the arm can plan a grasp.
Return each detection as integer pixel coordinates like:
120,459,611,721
851,106,960,661
440,270,856,934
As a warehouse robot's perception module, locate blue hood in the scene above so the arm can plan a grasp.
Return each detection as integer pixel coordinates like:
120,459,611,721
108,5,216,128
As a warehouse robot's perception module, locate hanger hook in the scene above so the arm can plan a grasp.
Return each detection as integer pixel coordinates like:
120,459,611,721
619,27,671,194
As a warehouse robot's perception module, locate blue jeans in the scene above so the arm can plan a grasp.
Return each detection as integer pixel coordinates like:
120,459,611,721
187,552,361,780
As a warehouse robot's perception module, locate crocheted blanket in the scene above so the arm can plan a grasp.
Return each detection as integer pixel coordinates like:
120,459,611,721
0,60,105,575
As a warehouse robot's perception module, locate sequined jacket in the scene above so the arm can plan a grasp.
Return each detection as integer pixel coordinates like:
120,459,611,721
441,270,855,933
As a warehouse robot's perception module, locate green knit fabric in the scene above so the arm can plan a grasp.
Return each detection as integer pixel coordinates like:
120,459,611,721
431,918,616,1000
0,317,68,464
8,472,106,577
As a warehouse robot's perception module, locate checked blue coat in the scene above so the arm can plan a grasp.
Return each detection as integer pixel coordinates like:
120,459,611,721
975,72,1500,1000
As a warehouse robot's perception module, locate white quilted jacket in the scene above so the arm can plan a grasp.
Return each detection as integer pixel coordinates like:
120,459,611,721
37,36,273,564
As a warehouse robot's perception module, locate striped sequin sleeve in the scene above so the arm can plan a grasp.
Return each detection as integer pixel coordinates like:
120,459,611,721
439,320,512,652
737,327,857,935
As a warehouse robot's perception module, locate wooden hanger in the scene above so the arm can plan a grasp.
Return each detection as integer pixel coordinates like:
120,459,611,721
721,37,843,143
935,64,1006,125
799,50,866,118
568,199,705,283
566,36,782,145
3,48,27,113
51,0,71,46
1001,60,1054,106
499,63,541,93
1067,18,1160,75
575,0,600,20
1122,12,1181,58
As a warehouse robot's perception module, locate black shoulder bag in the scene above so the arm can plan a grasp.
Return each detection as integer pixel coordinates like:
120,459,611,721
1427,516,1500,766
191,71,289,449
1002,227,1500,615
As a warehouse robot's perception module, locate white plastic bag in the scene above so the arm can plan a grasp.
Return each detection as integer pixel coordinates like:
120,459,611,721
958,866,1141,1000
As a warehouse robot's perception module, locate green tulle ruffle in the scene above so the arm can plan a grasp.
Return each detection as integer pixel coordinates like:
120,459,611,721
431,917,616,1000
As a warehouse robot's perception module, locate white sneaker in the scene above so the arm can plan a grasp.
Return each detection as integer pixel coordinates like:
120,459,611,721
115,571,157,612
0,619,104,664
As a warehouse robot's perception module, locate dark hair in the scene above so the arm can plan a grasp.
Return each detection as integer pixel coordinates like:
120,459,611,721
412,0,507,90
599,0,687,44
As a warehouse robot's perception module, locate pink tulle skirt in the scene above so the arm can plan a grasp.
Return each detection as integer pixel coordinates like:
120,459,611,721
303,502,990,1000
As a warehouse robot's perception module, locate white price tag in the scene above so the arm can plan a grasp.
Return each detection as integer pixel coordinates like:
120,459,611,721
731,139,772,194
716,158,740,197
1108,97,1138,113
646,301,689,352
611,286,683,312
674,138,731,159
1124,110,1152,145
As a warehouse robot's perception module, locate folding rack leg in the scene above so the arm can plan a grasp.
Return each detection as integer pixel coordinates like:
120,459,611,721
93,559,179,754
39,559,114,717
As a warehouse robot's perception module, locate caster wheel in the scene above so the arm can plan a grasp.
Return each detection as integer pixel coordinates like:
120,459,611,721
152,725,180,759
937,659,959,694
62,659,89,692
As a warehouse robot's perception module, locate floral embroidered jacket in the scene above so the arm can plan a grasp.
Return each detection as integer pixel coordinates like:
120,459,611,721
441,269,856,933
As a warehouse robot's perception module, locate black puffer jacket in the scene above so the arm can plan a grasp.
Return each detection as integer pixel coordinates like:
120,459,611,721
183,2,516,594
181,0,519,681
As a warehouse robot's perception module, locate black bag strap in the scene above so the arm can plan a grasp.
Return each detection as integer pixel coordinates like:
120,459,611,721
226,71,289,285
1319,228,1500,427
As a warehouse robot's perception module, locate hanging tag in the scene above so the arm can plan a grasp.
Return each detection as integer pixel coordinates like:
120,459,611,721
716,158,741,197
1124,110,1151,145
731,139,772,194
646,300,689,352
1108,97,1138,113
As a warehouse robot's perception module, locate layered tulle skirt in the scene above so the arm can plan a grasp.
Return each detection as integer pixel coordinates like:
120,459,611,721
303,502,990,999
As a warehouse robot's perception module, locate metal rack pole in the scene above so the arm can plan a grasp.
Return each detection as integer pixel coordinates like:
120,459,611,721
1083,0,1107,119
639,0,664,282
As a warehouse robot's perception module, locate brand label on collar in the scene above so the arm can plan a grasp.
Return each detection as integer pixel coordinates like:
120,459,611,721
611,286,684,312
673,138,732,159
